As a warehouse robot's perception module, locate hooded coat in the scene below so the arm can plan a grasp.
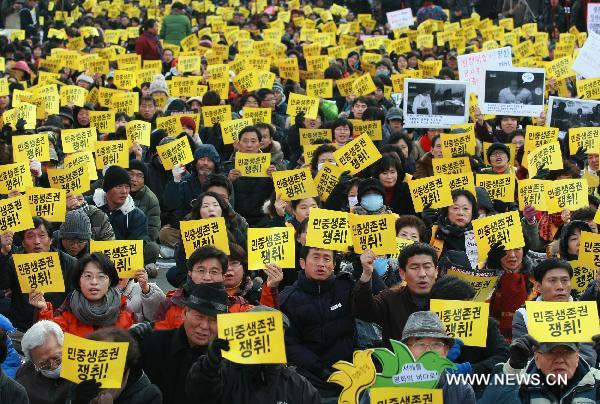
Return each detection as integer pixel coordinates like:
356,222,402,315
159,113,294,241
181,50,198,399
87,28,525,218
92,190,149,242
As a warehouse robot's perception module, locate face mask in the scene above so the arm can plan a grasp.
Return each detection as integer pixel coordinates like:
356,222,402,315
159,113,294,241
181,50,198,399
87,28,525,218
317,162,336,171
374,257,388,276
377,70,390,78
40,365,61,379
348,196,358,208
360,194,384,212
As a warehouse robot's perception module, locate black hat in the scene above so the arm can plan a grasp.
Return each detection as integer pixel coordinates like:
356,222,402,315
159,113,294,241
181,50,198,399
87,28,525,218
182,281,229,316
486,142,510,160
437,250,473,276
102,165,131,192
538,342,579,352
128,159,148,179
149,129,167,153
82,102,95,111
358,178,385,202
59,106,74,123
165,98,187,114
37,115,64,132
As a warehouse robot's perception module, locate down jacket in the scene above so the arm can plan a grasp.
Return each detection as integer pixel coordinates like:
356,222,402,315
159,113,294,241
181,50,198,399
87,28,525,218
92,190,149,242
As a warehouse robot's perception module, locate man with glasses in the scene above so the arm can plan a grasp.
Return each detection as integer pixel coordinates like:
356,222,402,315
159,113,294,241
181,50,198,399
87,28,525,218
16,320,71,404
53,209,92,259
481,143,514,175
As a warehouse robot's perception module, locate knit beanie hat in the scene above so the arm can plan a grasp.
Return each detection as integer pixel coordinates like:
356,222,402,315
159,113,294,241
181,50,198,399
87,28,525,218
59,209,92,240
149,74,169,96
102,165,131,191
128,159,148,179
193,144,221,164
180,116,196,132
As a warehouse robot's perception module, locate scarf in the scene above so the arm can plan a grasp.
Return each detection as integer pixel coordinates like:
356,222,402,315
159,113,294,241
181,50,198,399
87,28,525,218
70,288,121,327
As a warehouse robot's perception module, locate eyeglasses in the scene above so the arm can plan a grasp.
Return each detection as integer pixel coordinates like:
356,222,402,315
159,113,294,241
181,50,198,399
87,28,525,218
34,354,62,371
228,260,242,268
129,172,145,179
538,349,578,360
191,268,222,277
81,272,109,282
409,341,447,352
63,239,87,246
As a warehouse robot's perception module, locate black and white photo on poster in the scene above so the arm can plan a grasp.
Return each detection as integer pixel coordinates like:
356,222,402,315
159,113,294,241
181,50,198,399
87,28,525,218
546,96,600,136
481,67,545,117
403,78,469,128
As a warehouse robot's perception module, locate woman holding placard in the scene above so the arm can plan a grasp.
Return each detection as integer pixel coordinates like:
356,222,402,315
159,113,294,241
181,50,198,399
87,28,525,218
29,253,134,337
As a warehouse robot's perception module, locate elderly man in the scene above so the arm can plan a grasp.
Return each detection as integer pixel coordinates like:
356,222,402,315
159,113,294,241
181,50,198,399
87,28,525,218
16,320,70,404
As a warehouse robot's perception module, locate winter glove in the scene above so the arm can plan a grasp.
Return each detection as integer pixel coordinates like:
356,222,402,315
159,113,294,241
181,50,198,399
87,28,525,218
206,338,230,368
448,362,472,375
532,164,550,180
0,123,13,145
421,204,438,227
446,339,464,362
572,145,587,169
128,321,154,341
172,164,186,183
486,242,506,270
72,379,101,404
508,334,539,369
15,118,26,133
522,205,537,224
29,160,42,178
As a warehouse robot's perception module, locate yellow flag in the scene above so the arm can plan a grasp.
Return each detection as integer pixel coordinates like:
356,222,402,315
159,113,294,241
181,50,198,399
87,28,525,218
26,187,67,222
527,141,563,178
408,175,453,212
430,299,489,347
545,179,588,214
524,125,559,154
447,269,499,302
180,217,230,258
517,179,547,211
314,163,343,202
472,211,525,258
272,167,318,201
218,311,286,364
221,118,253,144
526,301,600,342
432,157,471,175
47,165,91,195
476,174,515,203
371,388,443,404
202,104,232,127
13,252,65,293
235,152,271,177
349,213,397,255
0,161,33,193
61,333,129,388
333,134,382,175
306,208,351,251
0,195,34,233
94,140,129,170
89,111,116,134
247,227,295,270
89,240,144,278
156,136,194,170
569,127,600,155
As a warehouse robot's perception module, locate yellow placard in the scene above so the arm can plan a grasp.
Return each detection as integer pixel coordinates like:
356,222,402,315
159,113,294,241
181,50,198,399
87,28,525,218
243,107,271,125
0,195,34,233
524,125,559,154
526,301,600,342
306,79,333,98
125,120,151,146
447,269,499,302
0,161,33,193
546,56,574,81
272,167,318,201
112,70,136,90
545,179,588,214
299,128,332,146
26,187,67,222
440,131,476,157
13,252,65,293
570,260,595,294
348,120,383,141
110,92,139,116
61,128,97,154
314,162,343,202
569,127,600,155
349,213,397,255
155,115,183,137
94,140,129,170
221,118,253,144
351,74,377,96
430,299,489,347
235,152,271,177
472,211,525,258
60,85,88,107
61,333,129,388
180,217,230,258
517,179,547,211
371,388,443,404
306,208,351,252
432,157,471,175
89,240,144,278
232,69,261,93
576,77,600,100
445,172,477,196
178,55,202,73
13,133,51,163
47,165,91,195
576,231,600,272
218,311,286,364
247,227,295,270
476,174,515,203
408,175,453,213
527,141,563,178
333,134,382,175
156,136,194,171
0,77,9,97
64,151,98,181
89,111,116,134
286,93,320,119
202,104,232,127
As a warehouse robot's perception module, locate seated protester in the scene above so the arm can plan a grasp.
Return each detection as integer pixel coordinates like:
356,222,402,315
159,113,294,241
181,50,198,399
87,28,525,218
17,320,71,404
480,336,600,403
135,282,229,404
127,160,161,245
68,327,162,404
257,122,287,171
0,217,77,331
0,315,20,378
92,165,159,267
0,329,28,404
116,268,166,323
370,153,416,216
475,111,521,144
200,174,249,234
480,143,515,175
52,209,92,259
185,305,320,404
65,194,115,241
285,111,327,165
30,253,134,337
279,246,355,400
430,276,509,393
354,243,438,346
385,133,417,174
352,178,393,215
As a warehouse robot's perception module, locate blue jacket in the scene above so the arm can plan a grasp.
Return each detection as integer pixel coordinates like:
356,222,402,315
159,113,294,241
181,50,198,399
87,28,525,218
279,272,355,378
92,190,149,242
0,315,21,379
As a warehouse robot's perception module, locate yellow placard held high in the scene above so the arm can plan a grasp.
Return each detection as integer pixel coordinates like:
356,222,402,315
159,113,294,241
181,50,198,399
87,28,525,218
0,161,33,193
0,195,34,233
314,162,343,202
247,227,295,270
13,252,65,293
272,167,318,201
180,217,230,258
156,136,194,171
348,120,383,141
476,174,515,203
242,107,271,124
447,269,499,302
61,128,97,153
89,240,144,278
218,311,286,364
524,125,559,154
64,151,98,181
576,231,600,271
568,127,600,155
333,134,382,175
526,301,600,342
235,152,271,177
89,111,116,134
202,105,232,127
546,179,588,214
571,261,596,294
286,93,320,119
47,165,90,195
299,128,332,146
125,120,151,146
60,85,88,107
221,118,253,144
440,131,476,157
349,213,397,255
527,141,563,178
432,157,471,175
408,175,453,212
430,299,489,347
306,208,352,252
61,333,129,388
445,172,477,196
517,179,547,211
26,187,67,222
472,211,525,258
12,133,50,162
94,140,129,170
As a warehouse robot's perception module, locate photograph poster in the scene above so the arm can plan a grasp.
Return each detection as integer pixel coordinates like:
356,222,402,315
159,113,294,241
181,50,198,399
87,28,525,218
546,96,600,136
403,78,469,128
481,67,546,117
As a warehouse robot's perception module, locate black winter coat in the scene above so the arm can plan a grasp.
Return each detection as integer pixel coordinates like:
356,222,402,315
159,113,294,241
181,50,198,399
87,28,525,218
279,272,355,378
145,155,173,225
231,176,274,226
456,318,509,380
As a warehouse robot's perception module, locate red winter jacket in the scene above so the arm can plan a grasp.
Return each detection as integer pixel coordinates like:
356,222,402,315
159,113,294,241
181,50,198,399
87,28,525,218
135,31,163,61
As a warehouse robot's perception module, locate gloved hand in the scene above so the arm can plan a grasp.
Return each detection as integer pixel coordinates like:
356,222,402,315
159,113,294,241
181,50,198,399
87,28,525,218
448,362,472,375
486,242,506,270
421,204,438,226
15,118,26,133
29,160,42,178
72,379,101,404
338,170,353,187
206,338,230,368
572,145,587,169
447,338,464,362
522,205,537,224
532,164,550,180
172,164,186,183
509,334,539,369
0,123,13,145
128,320,154,341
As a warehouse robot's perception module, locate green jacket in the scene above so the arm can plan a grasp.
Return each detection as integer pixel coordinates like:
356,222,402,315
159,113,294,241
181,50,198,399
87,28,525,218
160,13,191,45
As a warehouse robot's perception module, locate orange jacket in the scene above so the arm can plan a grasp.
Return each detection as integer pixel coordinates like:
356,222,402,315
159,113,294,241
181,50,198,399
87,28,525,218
39,295,134,337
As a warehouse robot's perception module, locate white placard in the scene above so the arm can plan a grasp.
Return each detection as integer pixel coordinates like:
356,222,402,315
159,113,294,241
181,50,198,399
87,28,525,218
403,79,469,128
588,3,600,36
457,47,513,98
573,31,600,79
386,8,414,29
481,67,545,117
